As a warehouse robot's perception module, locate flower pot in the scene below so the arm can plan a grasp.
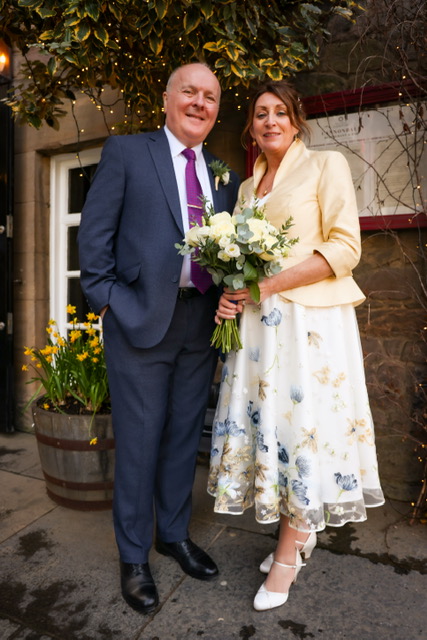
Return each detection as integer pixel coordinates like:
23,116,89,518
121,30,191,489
32,403,115,510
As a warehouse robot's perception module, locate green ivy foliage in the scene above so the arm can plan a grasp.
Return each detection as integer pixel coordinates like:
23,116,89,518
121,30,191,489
0,0,359,130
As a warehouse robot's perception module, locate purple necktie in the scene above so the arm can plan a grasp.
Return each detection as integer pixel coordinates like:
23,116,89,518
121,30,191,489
182,148,212,293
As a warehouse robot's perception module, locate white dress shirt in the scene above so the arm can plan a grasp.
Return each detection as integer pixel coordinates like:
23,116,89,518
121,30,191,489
164,125,214,287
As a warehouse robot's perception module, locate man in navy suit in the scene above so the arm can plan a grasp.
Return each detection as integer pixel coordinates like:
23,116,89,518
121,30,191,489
78,63,240,613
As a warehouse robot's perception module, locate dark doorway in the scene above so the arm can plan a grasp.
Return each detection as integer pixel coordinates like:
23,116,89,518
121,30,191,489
0,84,14,432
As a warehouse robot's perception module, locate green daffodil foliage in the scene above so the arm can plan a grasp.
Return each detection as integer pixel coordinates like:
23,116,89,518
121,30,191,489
0,0,359,130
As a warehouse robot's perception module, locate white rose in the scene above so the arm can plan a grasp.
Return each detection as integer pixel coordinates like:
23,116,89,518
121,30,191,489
209,211,233,226
247,218,267,242
209,212,235,240
198,226,211,238
185,225,209,247
222,171,230,185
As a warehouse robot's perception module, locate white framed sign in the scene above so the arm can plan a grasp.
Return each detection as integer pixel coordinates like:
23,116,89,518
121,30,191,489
308,103,426,224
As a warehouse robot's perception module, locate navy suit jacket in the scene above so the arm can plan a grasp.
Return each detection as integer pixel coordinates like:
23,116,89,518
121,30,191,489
78,128,240,349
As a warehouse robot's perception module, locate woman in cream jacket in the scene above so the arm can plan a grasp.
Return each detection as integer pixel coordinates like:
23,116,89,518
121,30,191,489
208,81,384,612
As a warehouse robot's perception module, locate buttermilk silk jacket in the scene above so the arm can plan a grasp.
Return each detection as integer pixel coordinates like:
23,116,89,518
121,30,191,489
237,138,366,308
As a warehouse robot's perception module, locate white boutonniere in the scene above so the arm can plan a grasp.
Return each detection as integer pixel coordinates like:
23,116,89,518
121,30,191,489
209,160,231,191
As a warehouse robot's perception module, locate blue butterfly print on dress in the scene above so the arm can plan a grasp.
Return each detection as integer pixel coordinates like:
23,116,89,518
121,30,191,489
256,431,268,453
214,418,245,438
261,308,282,326
277,441,289,464
291,479,310,505
247,401,261,429
334,472,358,491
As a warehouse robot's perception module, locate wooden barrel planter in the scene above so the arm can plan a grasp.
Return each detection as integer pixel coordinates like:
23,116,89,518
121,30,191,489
32,403,115,510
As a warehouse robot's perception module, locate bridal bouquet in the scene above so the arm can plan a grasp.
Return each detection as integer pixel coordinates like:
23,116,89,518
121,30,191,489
176,199,298,353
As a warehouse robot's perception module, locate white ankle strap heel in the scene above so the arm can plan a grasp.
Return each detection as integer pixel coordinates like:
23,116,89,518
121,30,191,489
254,550,305,611
259,531,317,574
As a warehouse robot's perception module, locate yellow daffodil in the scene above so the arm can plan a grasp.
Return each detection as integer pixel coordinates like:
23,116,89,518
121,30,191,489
40,346,53,355
22,305,109,423
86,312,98,321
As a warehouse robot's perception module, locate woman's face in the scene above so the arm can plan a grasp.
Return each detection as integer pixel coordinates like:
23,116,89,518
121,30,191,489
250,92,299,158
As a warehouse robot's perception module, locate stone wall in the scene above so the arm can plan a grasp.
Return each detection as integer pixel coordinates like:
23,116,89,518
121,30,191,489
355,230,427,500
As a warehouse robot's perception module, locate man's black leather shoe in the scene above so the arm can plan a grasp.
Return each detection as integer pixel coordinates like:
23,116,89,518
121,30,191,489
120,562,159,613
155,538,219,580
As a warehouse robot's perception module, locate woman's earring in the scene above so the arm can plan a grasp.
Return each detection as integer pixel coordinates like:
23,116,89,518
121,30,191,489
252,139,257,147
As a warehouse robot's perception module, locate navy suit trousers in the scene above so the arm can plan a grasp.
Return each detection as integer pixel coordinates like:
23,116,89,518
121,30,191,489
103,287,218,563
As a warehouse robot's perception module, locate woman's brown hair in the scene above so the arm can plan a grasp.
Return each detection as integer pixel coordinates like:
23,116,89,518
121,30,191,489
241,80,310,148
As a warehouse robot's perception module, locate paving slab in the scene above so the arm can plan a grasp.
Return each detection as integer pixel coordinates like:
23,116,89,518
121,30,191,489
0,431,44,479
0,471,55,544
0,432,426,640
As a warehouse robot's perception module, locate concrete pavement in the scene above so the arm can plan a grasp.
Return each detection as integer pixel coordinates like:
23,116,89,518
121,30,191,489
0,431,426,640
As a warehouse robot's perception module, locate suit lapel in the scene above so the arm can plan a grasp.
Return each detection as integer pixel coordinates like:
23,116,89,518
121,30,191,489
148,129,184,234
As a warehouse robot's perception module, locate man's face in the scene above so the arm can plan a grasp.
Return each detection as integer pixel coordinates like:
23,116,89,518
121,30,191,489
163,64,221,147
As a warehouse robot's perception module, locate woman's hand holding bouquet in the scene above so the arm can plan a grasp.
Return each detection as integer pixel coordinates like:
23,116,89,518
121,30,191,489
176,199,298,353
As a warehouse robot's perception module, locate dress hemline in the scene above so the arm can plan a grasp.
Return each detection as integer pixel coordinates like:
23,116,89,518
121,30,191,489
209,493,386,529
